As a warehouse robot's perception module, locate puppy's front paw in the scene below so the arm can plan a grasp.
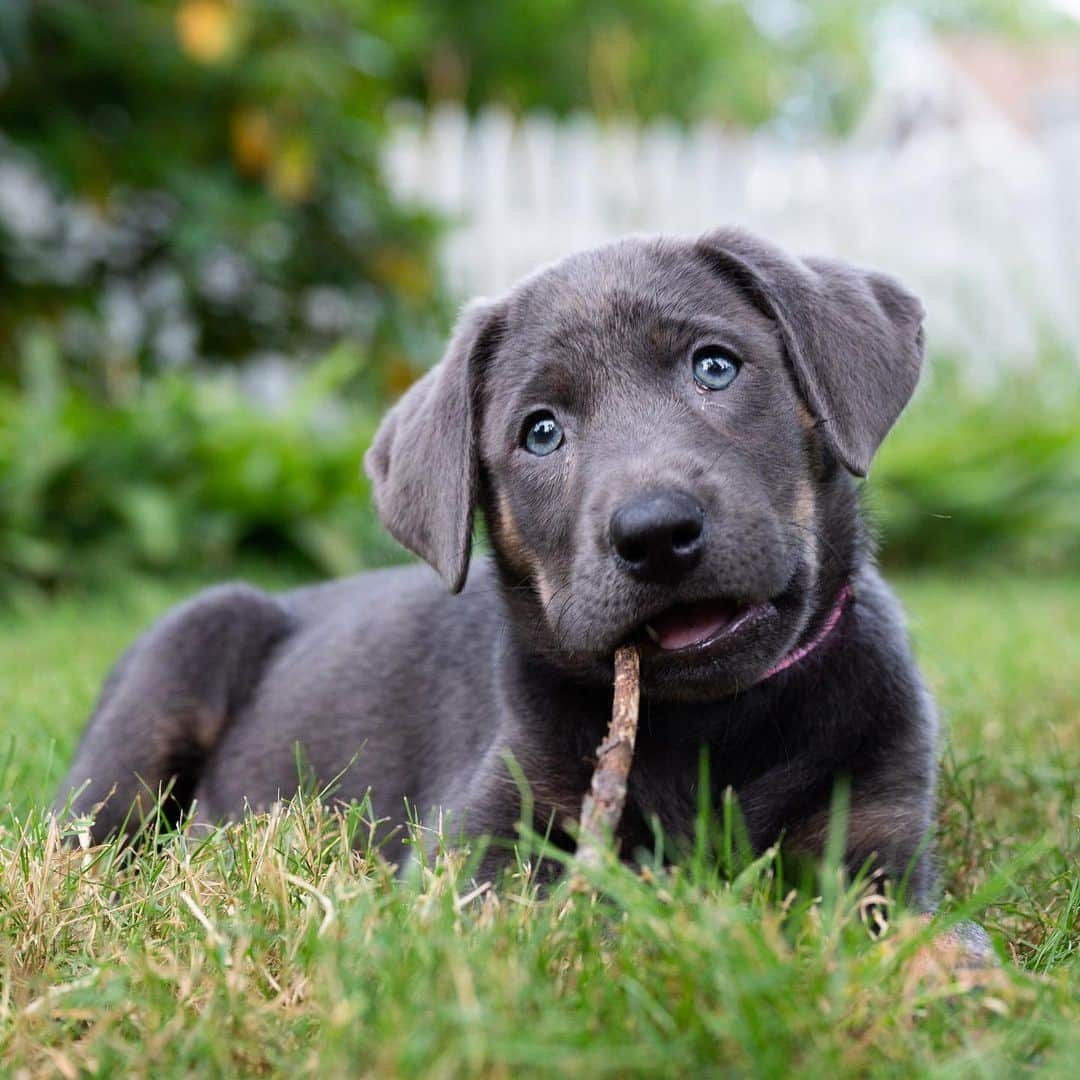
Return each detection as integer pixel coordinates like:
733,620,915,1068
907,914,1004,990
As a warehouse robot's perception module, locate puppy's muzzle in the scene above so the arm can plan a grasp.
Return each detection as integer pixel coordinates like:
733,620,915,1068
609,489,705,585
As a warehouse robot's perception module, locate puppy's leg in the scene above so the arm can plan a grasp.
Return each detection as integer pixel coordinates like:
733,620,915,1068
54,584,292,844
776,791,935,905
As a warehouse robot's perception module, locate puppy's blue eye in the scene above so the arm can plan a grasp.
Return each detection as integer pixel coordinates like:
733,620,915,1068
523,411,564,456
692,346,740,390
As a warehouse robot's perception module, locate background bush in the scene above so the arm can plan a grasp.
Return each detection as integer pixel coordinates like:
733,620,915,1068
0,332,399,600
870,354,1080,573
0,0,446,394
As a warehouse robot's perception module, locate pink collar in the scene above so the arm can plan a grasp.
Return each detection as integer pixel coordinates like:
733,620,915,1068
760,583,853,682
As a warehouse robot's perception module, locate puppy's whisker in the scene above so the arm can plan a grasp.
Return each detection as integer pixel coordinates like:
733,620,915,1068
519,578,576,646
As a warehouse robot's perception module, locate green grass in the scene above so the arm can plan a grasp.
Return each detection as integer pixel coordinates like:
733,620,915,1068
1,570,1078,1076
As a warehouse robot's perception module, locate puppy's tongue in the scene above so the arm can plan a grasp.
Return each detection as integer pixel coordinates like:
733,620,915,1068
645,601,742,651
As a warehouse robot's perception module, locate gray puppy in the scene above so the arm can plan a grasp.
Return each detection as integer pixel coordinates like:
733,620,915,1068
56,227,940,902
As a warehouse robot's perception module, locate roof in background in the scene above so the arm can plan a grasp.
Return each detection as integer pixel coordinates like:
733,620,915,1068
941,33,1080,132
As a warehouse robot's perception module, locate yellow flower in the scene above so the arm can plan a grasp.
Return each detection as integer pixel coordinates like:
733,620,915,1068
370,248,432,302
270,137,314,202
382,354,422,398
176,0,237,65
231,108,275,176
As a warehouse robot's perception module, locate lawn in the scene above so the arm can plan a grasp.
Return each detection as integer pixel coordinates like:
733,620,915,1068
1,569,1077,1076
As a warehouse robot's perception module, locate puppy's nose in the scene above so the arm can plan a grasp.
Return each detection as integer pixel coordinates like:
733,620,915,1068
610,490,705,584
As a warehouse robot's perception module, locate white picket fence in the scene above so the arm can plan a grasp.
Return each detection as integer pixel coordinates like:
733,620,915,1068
384,104,1080,377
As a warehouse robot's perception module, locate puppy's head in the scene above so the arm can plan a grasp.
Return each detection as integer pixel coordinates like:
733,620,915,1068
366,228,924,698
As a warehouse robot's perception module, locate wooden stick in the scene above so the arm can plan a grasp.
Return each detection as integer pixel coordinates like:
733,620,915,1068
574,644,641,873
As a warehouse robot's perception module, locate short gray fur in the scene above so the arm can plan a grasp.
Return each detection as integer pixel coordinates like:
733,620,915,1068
56,226,944,905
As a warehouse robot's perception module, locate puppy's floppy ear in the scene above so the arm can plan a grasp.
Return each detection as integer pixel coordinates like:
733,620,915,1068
696,227,925,476
364,299,505,592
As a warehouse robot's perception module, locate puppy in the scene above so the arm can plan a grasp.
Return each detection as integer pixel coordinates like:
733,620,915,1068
56,227,940,903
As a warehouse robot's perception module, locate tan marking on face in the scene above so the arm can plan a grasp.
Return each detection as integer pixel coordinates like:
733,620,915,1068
794,477,816,532
494,488,563,619
793,476,819,579
795,399,816,432
494,489,536,579
536,570,555,610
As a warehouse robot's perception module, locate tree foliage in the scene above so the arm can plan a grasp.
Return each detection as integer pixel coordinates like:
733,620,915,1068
0,0,446,394
379,0,879,131
371,0,1078,129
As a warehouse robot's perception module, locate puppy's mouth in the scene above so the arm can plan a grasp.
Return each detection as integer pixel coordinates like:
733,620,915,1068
638,598,770,653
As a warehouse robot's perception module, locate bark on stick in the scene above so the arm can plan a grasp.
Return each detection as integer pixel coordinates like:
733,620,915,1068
574,644,641,873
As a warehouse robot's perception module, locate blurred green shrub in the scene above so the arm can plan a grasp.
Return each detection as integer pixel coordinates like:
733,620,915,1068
0,332,401,598
870,354,1079,573
0,0,447,395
